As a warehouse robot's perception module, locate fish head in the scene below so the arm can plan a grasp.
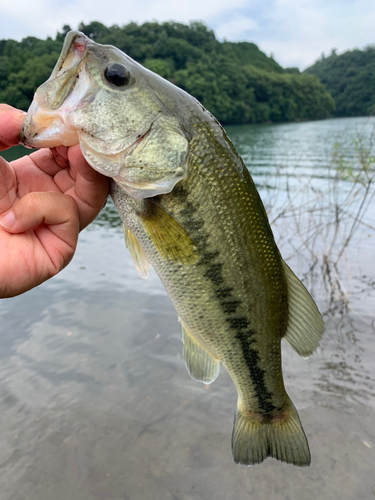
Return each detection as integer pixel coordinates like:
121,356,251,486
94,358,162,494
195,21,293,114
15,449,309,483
21,31,190,199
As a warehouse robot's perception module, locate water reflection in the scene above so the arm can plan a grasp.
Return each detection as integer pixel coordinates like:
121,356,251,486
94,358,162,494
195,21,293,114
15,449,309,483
91,198,123,231
0,117,374,499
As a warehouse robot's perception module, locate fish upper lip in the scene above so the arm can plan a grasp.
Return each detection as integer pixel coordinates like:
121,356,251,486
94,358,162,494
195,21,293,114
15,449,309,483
53,32,88,77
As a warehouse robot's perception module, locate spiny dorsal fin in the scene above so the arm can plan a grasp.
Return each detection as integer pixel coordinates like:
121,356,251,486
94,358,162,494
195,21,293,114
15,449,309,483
282,261,325,358
140,203,198,265
180,319,220,384
123,223,149,279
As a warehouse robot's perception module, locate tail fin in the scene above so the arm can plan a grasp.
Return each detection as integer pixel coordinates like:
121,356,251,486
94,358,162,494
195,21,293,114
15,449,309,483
231,398,311,467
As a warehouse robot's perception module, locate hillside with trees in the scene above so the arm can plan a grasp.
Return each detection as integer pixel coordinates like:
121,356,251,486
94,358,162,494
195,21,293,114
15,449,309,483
0,21,335,125
305,46,375,117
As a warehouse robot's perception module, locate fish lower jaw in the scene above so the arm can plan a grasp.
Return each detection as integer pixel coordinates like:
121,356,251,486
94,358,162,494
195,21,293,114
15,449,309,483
21,100,80,149
21,124,80,149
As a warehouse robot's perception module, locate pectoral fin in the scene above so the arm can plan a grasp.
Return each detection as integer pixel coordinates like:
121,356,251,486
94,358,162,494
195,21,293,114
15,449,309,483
140,203,198,265
123,224,149,279
180,320,220,384
282,261,325,358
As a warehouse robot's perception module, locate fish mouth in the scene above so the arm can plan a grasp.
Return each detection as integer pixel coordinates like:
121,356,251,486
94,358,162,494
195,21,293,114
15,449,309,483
20,99,83,149
20,32,90,149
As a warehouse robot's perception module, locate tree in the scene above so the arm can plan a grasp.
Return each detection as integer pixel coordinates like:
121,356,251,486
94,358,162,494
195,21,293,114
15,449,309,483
0,20,335,123
305,46,375,117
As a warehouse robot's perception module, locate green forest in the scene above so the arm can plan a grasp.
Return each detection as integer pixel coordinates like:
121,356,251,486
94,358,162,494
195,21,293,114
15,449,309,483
305,46,375,117
0,21,335,125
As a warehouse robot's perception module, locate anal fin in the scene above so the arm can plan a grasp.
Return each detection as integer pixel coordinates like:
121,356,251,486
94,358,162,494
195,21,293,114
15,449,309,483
123,223,149,279
282,261,325,358
180,320,220,384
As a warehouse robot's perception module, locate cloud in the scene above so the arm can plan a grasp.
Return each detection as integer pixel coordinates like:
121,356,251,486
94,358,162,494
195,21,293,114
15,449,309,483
0,0,248,41
0,0,373,69
215,17,259,40
237,0,375,68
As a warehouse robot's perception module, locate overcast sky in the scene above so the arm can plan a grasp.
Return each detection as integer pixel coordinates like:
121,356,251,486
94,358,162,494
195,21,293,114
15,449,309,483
0,0,373,69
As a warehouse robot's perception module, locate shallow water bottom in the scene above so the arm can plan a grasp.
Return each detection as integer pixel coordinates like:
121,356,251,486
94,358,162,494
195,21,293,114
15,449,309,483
0,228,374,500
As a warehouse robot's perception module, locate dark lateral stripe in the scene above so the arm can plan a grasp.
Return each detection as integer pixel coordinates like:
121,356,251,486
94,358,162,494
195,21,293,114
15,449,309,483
215,287,234,299
174,185,275,413
235,329,276,413
226,317,249,330
220,300,241,314
198,251,220,266
204,263,224,285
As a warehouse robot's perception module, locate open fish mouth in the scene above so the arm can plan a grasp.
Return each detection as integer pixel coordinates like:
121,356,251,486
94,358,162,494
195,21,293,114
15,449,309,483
20,98,82,148
20,36,90,149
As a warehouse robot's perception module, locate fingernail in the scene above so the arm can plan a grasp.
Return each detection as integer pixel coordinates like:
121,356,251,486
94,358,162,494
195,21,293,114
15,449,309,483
0,211,15,228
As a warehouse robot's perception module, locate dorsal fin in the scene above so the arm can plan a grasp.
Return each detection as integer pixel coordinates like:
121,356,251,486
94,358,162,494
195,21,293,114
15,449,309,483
282,261,325,358
123,224,149,279
180,319,220,384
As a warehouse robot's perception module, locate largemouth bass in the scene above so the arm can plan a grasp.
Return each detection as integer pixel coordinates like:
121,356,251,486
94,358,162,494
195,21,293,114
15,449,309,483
21,31,324,466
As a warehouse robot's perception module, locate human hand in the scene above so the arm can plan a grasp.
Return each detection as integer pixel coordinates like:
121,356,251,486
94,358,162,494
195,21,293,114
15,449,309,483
0,104,109,298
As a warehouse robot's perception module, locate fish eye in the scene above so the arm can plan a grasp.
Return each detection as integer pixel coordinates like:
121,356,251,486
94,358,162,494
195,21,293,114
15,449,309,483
104,63,131,87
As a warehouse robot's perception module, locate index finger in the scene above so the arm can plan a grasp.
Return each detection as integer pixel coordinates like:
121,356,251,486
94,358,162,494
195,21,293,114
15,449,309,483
0,104,27,151
65,144,110,230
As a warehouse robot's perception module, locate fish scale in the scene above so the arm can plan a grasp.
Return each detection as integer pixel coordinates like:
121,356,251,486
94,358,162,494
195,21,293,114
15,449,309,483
113,119,290,416
21,30,325,466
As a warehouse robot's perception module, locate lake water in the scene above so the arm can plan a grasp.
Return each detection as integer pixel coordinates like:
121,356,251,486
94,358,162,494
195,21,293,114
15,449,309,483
1,117,374,500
